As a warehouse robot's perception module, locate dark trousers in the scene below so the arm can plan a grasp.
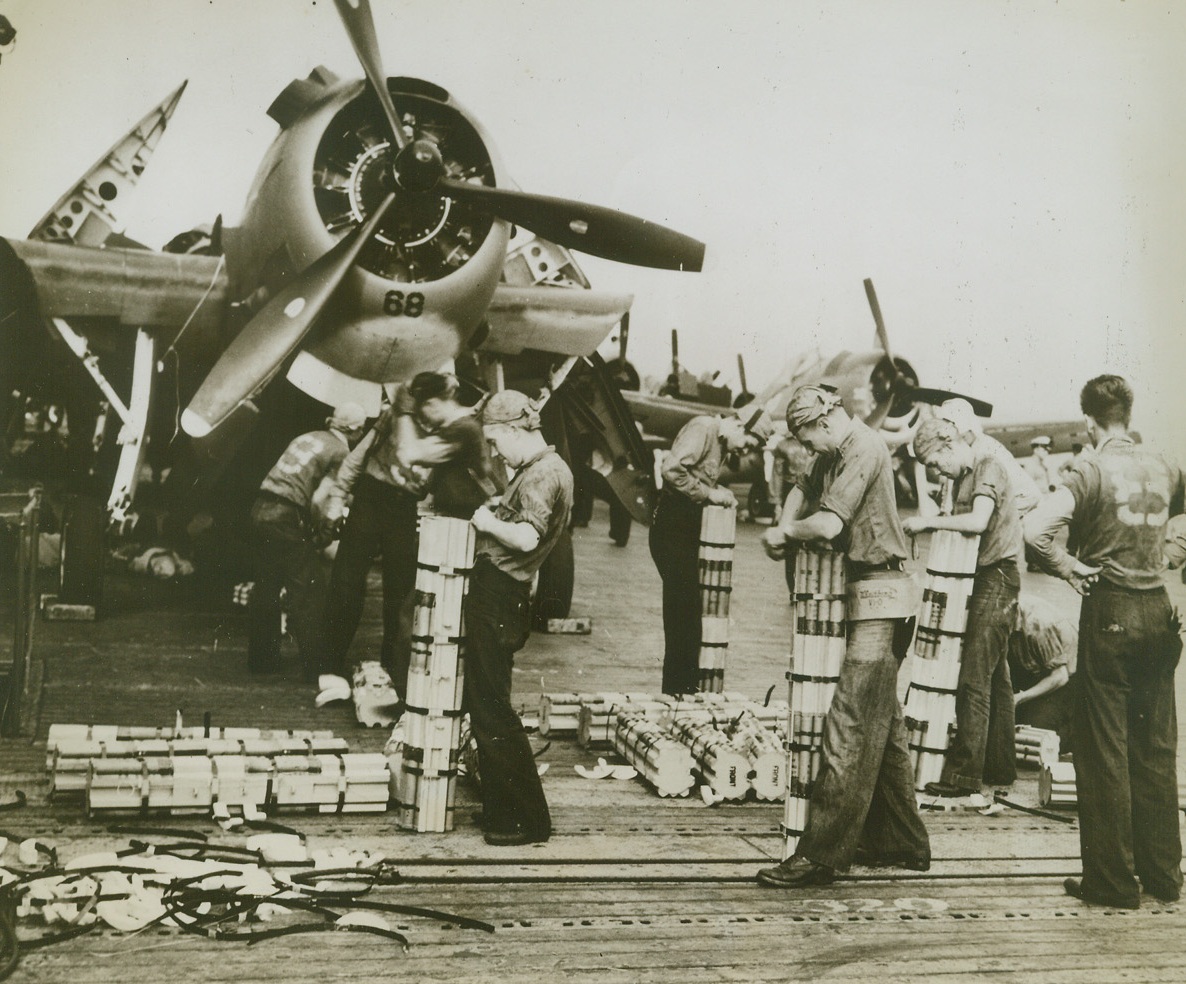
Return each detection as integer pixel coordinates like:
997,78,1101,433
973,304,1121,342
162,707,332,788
248,496,321,675
649,491,703,695
464,559,550,836
322,475,419,677
1075,582,1182,906
941,559,1020,790
798,617,931,870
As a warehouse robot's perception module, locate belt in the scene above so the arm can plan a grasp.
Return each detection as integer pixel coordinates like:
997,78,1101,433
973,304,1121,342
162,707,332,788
257,490,303,509
848,558,904,576
256,490,309,521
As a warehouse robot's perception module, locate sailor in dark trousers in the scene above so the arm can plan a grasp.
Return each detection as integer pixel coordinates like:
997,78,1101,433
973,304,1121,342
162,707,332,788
248,403,367,675
321,382,427,679
649,403,772,695
905,416,1022,797
756,385,930,887
467,389,573,845
1026,375,1185,909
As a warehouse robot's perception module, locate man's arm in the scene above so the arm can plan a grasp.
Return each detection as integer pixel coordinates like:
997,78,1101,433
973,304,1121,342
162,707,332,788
1014,664,1069,706
762,487,842,557
903,494,995,535
324,429,376,518
1024,486,1099,593
471,505,540,553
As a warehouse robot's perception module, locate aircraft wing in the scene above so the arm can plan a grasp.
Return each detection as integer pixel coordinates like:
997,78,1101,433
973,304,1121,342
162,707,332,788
983,418,1089,457
477,284,632,356
3,237,228,336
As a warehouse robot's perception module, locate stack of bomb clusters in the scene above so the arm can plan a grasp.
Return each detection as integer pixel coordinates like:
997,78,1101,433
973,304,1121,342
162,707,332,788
782,544,846,858
1038,761,1186,810
1014,725,1060,767
698,504,736,693
1038,761,1077,808
570,691,786,749
902,530,980,789
577,693,670,749
555,691,787,800
669,711,783,801
614,714,697,797
389,516,475,833
539,692,581,737
46,722,387,815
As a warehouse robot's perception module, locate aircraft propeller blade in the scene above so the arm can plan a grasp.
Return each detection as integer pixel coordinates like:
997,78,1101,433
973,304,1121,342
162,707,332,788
181,193,397,438
910,387,994,417
439,178,704,271
332,0,407,151
864,277,894,363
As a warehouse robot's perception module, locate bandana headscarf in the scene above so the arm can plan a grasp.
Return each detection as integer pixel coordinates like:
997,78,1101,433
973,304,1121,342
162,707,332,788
785,384,842,432
480,389,542,430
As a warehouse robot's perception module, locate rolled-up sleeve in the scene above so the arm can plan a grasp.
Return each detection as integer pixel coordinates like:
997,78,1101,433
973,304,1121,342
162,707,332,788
1023,485,1078,579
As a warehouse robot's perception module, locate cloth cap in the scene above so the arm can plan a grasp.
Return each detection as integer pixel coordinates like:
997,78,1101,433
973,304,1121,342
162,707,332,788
786,384,842,432
737,403,774,441
329,402,368,431
1030,435,1052,448
935,398,982,435
481,389,541,430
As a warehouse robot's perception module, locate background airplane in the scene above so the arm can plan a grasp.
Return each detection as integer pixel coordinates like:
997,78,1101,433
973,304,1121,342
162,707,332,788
0,0,701,612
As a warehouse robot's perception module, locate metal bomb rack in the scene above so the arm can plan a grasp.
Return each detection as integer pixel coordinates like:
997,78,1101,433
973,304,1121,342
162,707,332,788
391,515,475,833
903,530,980,789
781,544,846,859
698,504,736,693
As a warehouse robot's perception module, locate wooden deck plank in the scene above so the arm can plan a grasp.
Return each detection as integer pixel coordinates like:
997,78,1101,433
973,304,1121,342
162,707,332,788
3,503,1186,982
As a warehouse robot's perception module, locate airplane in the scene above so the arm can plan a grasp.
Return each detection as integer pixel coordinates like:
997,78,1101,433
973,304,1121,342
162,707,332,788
0,0,700,613
614,279,1089,515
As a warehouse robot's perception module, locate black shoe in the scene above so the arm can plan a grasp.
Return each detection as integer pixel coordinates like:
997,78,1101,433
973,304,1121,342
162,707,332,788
756,855,835,888
1141,883,1181,904
853,847,931,872
483,824,550,846
1063,878,1139,909
924,781,979,798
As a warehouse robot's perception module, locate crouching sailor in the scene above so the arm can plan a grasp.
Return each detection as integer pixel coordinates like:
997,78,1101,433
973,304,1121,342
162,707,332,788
467,390,574,845
757,384,930,886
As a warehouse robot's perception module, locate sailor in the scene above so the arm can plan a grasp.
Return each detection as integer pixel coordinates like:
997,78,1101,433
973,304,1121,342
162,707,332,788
247,402,367,676
1009,595,1078,753
1023,435,1062,493
648,403,773,695
904,416,1022,798
385,372,498,701
936,398,1040,516
466,389,573,845
756,384,929,887
321,383,426,680
1025,375,1184,909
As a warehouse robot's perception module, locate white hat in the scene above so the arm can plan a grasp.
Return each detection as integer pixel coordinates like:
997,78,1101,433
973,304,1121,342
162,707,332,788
1030,435,1052,448
329,402,368,431
936,398,982,436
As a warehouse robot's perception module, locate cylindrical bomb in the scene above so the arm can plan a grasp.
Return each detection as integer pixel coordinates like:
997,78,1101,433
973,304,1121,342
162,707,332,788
698,505,736,692
905,530,981,789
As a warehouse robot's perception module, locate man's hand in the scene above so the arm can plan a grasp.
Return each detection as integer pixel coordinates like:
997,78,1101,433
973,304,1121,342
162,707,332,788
708,486,737,507
470,505,497,534
762,526,787,560
322,498,345,528
901,516,930,536
1069,561,1102,596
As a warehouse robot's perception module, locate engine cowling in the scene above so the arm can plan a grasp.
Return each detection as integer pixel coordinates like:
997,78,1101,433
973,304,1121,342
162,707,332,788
225,71,510,385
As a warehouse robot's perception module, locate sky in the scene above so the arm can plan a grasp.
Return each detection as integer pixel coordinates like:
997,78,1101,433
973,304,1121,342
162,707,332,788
1,0,1184,448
